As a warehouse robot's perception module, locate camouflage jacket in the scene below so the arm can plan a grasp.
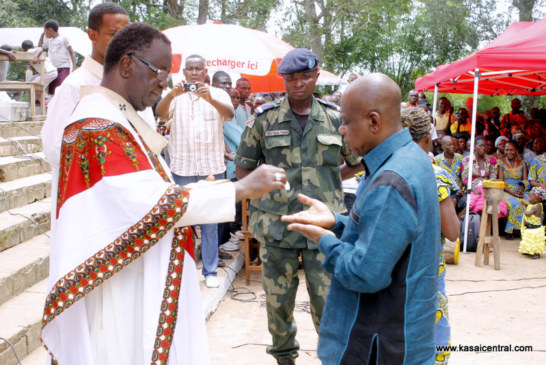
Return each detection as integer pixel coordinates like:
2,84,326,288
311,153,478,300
234,96,361,249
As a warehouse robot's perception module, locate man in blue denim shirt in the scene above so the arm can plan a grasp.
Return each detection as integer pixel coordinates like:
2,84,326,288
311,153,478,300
282,73,440,365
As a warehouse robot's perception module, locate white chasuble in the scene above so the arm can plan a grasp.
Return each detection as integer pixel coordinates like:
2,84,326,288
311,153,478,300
41,88,235,365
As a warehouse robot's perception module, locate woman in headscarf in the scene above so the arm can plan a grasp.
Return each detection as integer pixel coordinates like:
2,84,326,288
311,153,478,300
498,140,529,239
493,136,509,159
461,136,498,189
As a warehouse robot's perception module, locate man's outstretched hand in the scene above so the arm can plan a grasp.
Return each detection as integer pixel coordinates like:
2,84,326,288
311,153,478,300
280,194,336,243
281,194,335,228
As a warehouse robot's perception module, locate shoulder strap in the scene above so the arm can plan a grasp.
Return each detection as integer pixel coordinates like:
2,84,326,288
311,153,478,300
255,100,280,116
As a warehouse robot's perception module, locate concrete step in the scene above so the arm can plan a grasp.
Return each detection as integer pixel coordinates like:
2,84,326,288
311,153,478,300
0,173,51,213
0,279,47,365
0,152,50,183
21,345,46,365
0,136,43,157
0,233,50,307
0,121,44,139
0,198,51,253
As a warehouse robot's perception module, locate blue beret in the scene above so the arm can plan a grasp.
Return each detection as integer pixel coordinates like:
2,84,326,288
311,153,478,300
278,48,319,75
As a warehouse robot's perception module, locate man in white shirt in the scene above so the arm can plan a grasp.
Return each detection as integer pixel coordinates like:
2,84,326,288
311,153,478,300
155,55,235,288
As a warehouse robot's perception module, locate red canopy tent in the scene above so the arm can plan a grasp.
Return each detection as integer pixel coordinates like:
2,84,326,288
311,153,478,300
415,17,546,253
415,19,546,96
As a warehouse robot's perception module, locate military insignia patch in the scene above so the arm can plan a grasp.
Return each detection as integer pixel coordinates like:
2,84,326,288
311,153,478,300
245,117,256,128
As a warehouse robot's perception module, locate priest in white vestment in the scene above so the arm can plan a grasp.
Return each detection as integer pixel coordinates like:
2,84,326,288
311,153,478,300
40,23,288,365
40,3,133,250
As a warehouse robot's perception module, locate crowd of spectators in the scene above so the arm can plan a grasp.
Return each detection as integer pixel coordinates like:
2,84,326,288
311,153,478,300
409,90,546,240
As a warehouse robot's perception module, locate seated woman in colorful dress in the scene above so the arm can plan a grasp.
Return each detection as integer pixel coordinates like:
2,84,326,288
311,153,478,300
461,136,498,190
528,149,546,224
498,140,529,238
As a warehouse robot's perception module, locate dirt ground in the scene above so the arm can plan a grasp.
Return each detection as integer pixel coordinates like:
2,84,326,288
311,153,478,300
207,237,546,364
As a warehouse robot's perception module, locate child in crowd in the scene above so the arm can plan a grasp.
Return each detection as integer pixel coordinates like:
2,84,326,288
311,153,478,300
519,187,546,259
21,40,58,104
38,19,76,95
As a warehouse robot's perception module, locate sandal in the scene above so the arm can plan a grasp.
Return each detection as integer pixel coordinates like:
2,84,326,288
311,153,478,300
218,259,226,267
531,254,540,260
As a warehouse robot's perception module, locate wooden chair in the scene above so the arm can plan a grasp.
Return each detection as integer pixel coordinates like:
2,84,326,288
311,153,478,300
242,199,261,285
475,181,504,270
0,52,46,120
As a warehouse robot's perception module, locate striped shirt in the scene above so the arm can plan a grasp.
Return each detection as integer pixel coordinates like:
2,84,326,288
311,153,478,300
167,86,231,176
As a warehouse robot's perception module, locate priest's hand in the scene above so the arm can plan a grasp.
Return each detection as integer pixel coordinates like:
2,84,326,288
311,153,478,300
281,194,336,229
234,164,287,201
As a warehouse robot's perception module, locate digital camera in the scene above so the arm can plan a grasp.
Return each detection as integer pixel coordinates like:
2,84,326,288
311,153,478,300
184,83,199,92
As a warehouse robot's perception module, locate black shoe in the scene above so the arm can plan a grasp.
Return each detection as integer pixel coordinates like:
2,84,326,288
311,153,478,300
531,253,540,259
277,358,295,365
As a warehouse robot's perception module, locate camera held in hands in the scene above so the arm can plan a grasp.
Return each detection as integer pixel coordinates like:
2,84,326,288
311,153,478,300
184,83,199,92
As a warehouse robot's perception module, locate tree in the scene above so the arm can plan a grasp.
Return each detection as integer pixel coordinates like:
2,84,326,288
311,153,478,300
513,0,538,21
208,0,280,29
511,0,543,108
278,0,498,94
1,0,83,28
198,0,209,24
165,0,186,20
0,0,34,28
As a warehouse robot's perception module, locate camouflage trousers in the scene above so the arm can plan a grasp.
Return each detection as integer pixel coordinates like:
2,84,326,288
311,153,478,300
259,244,331,360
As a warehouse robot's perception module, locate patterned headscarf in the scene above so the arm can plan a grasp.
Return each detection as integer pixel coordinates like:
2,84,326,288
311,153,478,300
401,107,431,142
531,186,546,200
512,131,527,141
495,136,509,148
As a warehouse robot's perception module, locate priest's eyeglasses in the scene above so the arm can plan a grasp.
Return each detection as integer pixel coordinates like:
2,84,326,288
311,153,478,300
129,53,169,80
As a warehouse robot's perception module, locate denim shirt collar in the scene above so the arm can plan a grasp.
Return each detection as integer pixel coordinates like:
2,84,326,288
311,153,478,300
363,128,412,176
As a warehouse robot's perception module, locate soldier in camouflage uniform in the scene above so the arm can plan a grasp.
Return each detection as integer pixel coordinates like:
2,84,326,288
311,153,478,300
235,48,362,365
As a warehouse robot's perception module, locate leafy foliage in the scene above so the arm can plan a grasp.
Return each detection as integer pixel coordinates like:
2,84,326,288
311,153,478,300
208,0,281,29
4,0,89,28
1,0,545,106
278,0,500,94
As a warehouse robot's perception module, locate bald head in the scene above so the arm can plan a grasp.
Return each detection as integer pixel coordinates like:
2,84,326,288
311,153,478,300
339,73,403,156
440,135,457,156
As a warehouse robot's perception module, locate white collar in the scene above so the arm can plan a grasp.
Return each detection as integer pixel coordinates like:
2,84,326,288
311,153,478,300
80,85,167,156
